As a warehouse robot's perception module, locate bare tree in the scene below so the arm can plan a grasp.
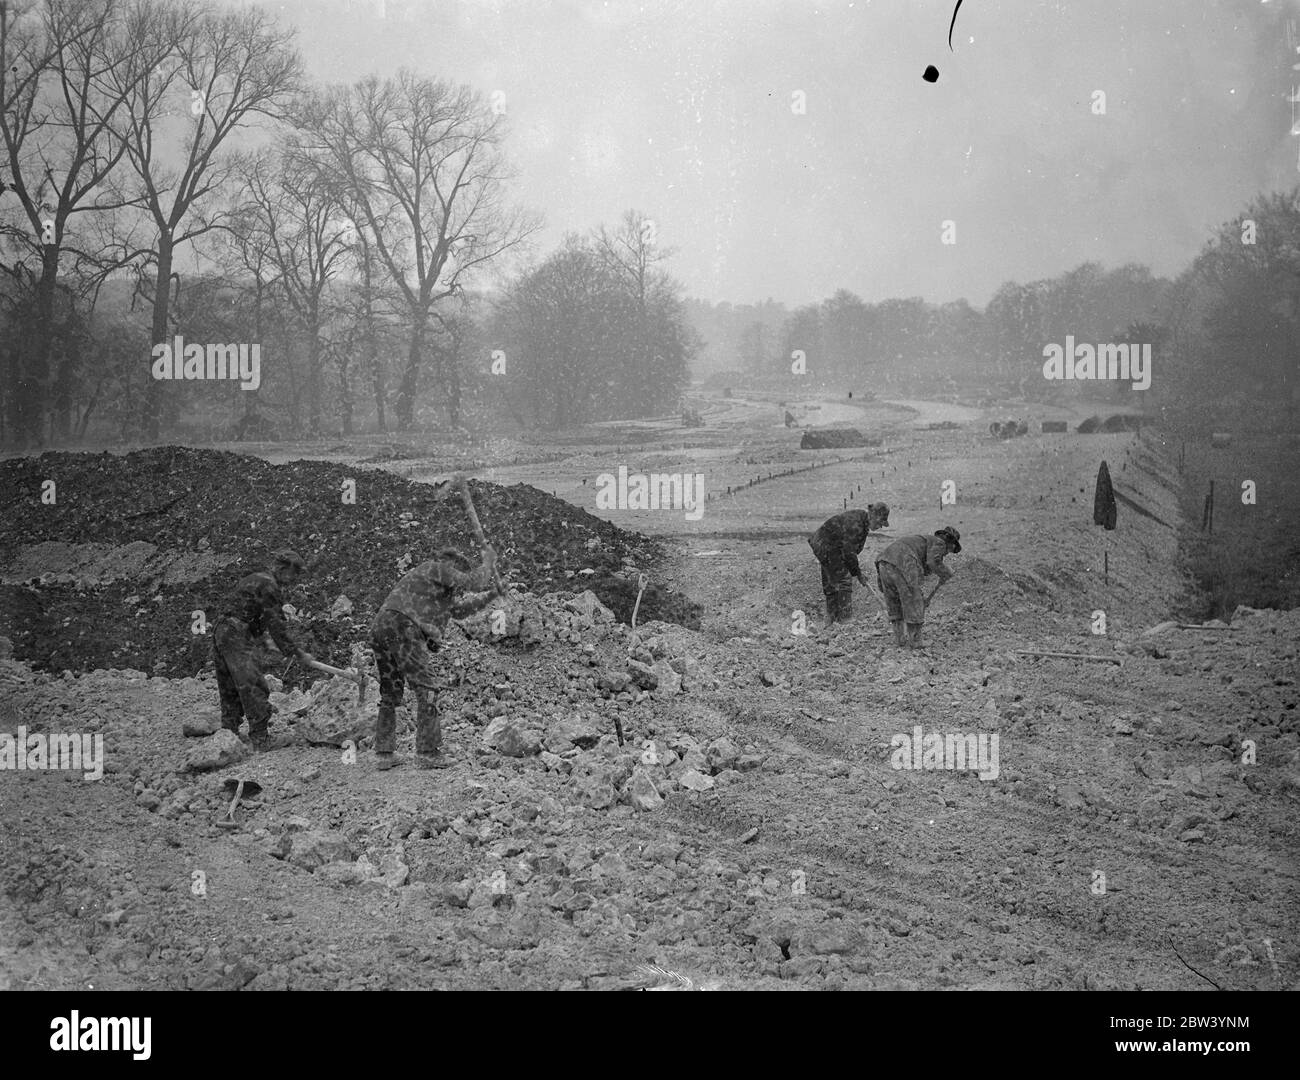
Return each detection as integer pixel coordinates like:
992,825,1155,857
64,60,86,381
297,70,539,430
109,0,300,439
0,0,162,446
594,210,672,312
345,218,394,432
231,148,350,433
593,210,694,413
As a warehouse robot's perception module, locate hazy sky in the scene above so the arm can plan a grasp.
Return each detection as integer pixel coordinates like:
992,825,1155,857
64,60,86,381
273,0,1300,308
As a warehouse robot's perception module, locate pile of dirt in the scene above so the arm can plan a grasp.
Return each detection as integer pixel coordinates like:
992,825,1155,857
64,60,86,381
2,540,238,586
799,428,879,450
989,420,1029,439
1076,414,1140,435
926,555,1039,629
1101,414,1142,433
0,447,701,677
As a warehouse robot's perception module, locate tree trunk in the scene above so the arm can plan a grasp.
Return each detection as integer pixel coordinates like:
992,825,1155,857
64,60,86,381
396,308,428,430
360,256,384,432
369,339,385,432
0,348,9,444
337,354,353,435
306,309,322,434
53,325,83,444
145,239,175,441
371,353,384,428
446,348,461,428
77,383,101,441
283,334,301,436
243,273,263,428
13,245,62,448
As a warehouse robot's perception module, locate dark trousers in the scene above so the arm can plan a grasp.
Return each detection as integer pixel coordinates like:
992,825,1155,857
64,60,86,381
876,561,925,624
213,617,271,737
813,542,854,622
369,608,443,755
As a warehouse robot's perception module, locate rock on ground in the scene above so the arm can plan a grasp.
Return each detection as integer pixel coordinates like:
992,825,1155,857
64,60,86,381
271,830,356,871
483,717,542,757
182,710,221,738
184,730,248,772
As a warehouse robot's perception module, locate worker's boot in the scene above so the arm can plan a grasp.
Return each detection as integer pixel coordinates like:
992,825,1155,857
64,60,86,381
824,594,838,628
415,694,451,769
836,590,853,623
375,751,405,770
891,620,906,647
906,623,924,649
251,731,293,752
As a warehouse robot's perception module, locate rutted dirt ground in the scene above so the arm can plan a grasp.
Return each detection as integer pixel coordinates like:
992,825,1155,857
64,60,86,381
1,394,1297,991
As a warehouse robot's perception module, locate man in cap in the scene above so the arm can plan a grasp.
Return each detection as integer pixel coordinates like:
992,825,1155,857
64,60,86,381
874,526,962,648
808,502,890,626
369,545,501,771
212,549,314,751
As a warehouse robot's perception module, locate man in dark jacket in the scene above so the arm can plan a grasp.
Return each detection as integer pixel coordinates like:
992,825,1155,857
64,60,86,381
369,546,501,771
213,549,314,751
875,526,961,648
808,502,890,625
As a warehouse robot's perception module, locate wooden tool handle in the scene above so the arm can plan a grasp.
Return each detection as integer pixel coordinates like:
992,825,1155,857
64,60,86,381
455,474,506,595
305,657,361,681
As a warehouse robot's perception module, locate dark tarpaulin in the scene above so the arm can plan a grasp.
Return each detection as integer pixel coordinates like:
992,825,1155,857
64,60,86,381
1094,460,1118,530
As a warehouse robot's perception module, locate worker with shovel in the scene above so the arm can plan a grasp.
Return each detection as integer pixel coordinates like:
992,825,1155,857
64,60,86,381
369,545,501,771
213,549,315,752
874,526,961,649
809,502,890,626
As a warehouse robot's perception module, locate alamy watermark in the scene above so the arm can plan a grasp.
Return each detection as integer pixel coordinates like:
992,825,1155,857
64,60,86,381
0,727,104,781
49,1012,150,1060
595,466,705,521
889,726,999,781
1042,337,1151,390
150,335,261,391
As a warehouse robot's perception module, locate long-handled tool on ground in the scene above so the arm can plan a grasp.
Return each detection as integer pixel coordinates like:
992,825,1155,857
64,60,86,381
216,778,262,830
303,657,366,704
453,472,506,596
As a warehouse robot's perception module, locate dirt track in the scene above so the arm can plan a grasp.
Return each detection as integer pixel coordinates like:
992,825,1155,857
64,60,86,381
2,395,1297,991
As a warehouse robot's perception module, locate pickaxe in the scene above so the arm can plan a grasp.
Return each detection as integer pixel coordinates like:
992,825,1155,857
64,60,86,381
303,657,366,704
453,472,506,596
216,778,262,830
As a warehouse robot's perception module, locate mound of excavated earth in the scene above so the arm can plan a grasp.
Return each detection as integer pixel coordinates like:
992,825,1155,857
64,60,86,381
0,447,702,677
799,428,879,450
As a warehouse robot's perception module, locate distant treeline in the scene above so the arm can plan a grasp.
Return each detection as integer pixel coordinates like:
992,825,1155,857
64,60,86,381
685,188,1300,434
686,264,1166,406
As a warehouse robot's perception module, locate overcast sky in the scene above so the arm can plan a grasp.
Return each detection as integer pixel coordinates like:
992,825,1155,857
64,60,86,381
275,0,1300,308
